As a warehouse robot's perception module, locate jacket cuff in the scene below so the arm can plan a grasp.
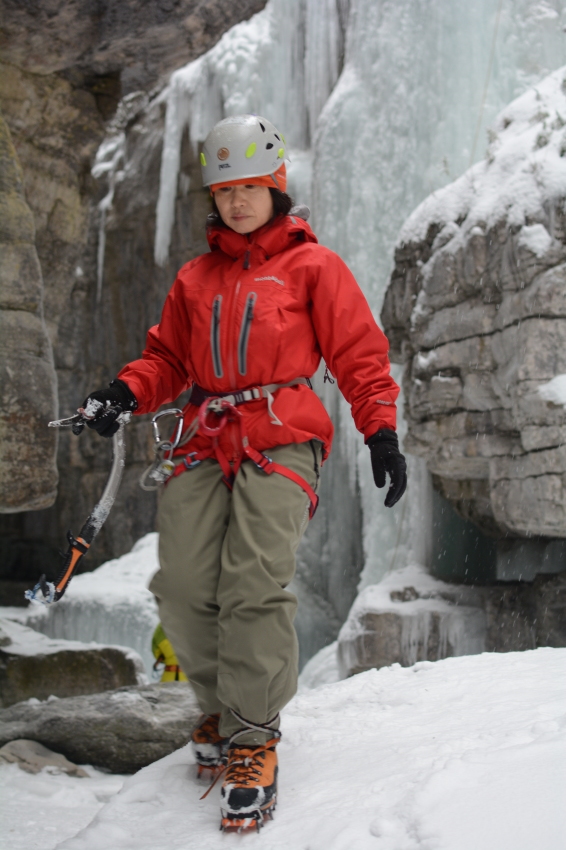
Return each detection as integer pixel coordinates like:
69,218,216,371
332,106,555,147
366,428,398,447
109,378,139,411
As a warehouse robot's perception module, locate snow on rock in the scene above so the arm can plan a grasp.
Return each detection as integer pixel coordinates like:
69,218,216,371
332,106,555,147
56,648,566,850
538,373,566,407
398,66,566,245
337,565,486,677
22,534,160,677
0,739,89,777
0,619,145,707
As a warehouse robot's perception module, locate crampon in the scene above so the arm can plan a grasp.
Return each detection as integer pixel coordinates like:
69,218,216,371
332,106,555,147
219,734,280,833
220,802,276,834
192,714,228,782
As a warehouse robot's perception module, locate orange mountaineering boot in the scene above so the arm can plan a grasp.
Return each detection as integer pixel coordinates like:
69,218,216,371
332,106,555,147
191,713,228,779
219,730,281,833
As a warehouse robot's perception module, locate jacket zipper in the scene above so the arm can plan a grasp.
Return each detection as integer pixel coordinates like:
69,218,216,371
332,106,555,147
210,294,224,378
238,292,257,376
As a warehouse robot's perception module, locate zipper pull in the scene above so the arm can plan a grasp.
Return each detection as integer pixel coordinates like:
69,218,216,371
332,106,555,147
243,249,251,270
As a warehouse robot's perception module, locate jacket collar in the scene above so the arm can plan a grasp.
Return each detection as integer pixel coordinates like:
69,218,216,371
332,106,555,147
206,213,318,262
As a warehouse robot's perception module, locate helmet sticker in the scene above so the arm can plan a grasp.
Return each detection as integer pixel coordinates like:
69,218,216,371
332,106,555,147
217,147,230,161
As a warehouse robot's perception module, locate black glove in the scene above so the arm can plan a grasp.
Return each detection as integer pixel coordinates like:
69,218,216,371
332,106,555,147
367,428,407,508
79,379,138,438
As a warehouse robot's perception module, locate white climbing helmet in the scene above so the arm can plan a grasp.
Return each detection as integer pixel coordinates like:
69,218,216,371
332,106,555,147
200,115,287,188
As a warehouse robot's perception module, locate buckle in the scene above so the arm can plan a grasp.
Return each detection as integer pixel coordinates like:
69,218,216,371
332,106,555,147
184,452,201,470
255,454,273,472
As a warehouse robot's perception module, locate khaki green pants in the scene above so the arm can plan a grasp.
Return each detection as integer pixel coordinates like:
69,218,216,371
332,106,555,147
149,441,321,745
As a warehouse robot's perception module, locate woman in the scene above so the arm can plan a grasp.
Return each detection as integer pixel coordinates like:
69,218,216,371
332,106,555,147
82,114,406,831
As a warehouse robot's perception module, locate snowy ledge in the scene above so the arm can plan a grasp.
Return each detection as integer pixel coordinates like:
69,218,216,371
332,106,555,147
398,65,566,246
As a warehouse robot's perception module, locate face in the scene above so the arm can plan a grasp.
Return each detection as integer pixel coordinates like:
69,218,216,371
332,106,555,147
214,184,274,234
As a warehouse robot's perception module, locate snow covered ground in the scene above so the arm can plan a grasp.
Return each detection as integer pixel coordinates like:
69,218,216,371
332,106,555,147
3,647,564,850
0,763,125,850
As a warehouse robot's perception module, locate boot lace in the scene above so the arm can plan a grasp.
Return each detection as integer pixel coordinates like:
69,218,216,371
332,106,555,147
194,713,221,743
225,745,268,786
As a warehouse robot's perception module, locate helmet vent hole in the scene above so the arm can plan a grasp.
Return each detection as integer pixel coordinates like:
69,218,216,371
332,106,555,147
266,143,274,149
274,133,280,141
259,122,266,132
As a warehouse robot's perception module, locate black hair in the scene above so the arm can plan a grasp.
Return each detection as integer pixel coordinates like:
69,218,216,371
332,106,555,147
208,187,295,228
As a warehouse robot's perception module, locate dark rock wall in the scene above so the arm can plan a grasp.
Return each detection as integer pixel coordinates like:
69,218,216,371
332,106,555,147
0,0,267,579
0,115,58,514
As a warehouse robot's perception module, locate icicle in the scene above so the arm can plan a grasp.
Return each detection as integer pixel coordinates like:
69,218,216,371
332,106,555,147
91,133,126,303
152,0,346,267
154,63,202,267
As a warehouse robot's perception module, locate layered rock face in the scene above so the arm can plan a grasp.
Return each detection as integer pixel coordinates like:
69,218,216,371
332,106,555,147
0,116,57,512
0,0,266,575
382,67,566,544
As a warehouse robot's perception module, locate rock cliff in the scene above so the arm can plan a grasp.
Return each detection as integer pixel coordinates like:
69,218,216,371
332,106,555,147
0,0,267,577
0,115,57,513
382,66,566,546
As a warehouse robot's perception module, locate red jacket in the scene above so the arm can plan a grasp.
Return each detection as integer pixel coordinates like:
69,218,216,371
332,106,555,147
118,214,398,463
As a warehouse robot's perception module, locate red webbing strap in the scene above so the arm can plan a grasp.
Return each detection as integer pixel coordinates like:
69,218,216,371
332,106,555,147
243,444,319,519
171,397,319,519
171,448,213,478
170,444,238,490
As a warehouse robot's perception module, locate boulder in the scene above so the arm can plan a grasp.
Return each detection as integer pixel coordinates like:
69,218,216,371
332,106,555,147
0,738,89,776
337,566,487,678
381,66,566,545
0,682,201,774
337,568,566,677
0,618,144,707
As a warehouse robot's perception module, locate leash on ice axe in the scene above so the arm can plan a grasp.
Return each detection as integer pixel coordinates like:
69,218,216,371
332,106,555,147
25,402,131,605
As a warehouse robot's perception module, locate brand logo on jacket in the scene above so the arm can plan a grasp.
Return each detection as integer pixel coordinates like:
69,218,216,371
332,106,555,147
254,276,285,286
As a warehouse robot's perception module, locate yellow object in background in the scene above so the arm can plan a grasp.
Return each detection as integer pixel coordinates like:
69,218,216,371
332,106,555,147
152,623,188,682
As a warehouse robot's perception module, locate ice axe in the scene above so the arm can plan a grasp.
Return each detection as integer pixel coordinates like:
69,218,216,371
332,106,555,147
25,406,130,605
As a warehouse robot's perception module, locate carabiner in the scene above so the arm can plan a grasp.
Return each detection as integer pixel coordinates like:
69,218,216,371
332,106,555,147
151,409,184,448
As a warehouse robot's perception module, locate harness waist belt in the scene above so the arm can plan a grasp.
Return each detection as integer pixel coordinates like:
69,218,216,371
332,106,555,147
189,377,311,408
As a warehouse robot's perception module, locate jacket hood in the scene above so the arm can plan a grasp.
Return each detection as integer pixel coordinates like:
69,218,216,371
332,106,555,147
206,212,318,261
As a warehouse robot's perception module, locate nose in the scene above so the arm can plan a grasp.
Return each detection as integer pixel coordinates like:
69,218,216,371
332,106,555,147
231,188,247,208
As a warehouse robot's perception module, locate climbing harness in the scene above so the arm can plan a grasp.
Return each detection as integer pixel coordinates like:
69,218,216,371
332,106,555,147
25,407,131,605
140,379,319,519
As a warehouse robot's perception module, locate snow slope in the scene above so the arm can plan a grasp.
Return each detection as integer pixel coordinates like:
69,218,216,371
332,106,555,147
50,648,566,850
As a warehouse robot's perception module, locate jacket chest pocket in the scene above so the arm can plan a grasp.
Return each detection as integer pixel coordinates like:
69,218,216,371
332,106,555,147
237,287,286,383
209,294,224,378
238,292,257,376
